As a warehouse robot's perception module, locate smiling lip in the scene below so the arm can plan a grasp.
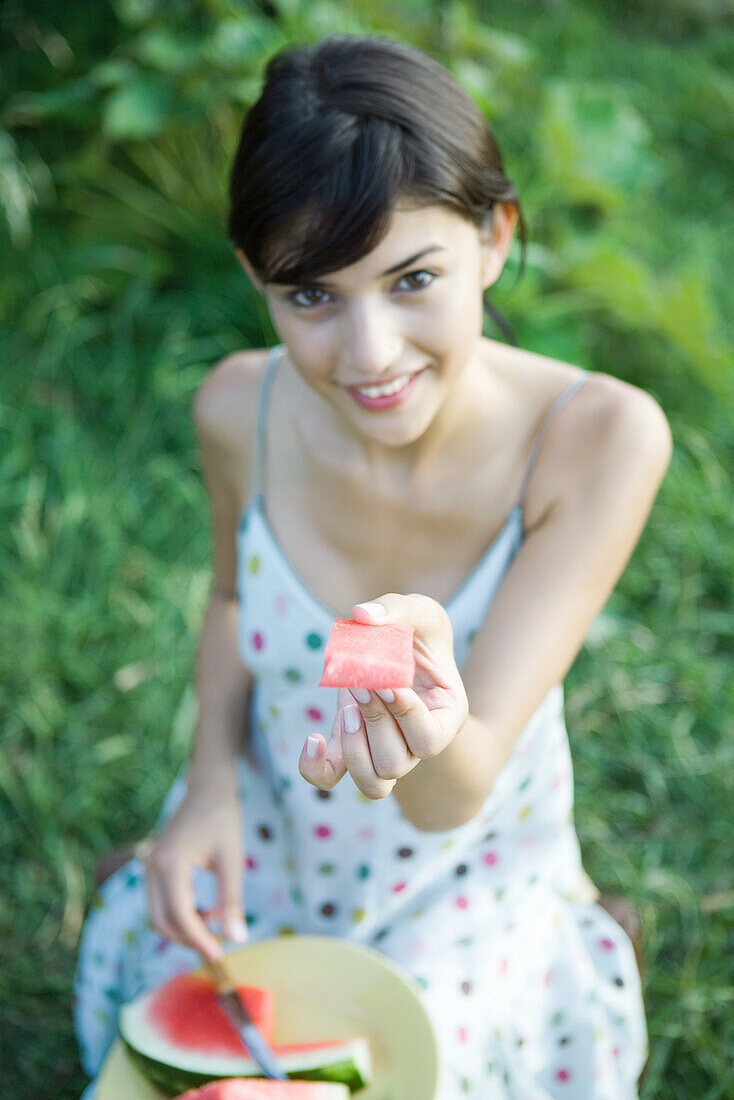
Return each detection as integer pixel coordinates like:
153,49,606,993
345,369,425,409
343,369,423,389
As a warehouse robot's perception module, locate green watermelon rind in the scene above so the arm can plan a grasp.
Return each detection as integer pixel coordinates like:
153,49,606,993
122,1039,368,1096
119,975,371,1095
123,1044,208,1097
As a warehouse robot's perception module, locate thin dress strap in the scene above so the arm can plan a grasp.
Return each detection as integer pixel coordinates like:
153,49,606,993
514,372,591,512
250,344,285,502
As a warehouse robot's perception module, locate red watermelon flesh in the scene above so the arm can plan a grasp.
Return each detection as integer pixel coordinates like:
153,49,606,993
319,618,415,689
146,974,274,1057
175,1080,349,1098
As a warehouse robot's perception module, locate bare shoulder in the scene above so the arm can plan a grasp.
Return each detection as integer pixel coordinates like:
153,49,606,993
561,368,673,472
193,347,270,443
193,347,271,505
499,340,671,438
496,343,673,528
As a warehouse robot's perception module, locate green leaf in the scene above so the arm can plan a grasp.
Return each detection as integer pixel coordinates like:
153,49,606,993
203,17,279,69
0,131,37,248
90,59,139,88
102,80,174,140
562,241,659,327
655,268,733,396
131,28,203,74
452,58,498,117
3,79,97,126
113,0,159,26
539,81,657,210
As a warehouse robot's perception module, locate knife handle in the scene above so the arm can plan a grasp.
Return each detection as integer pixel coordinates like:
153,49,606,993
203,955,235,995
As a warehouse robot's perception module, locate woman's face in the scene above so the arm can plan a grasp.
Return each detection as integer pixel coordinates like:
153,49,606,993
236,202,516,451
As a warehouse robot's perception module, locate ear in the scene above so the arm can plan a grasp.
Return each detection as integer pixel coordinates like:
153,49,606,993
479,202,519,291
235,247,265,294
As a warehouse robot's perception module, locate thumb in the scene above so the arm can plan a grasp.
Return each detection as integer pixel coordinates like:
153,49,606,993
215,844,248,945
299,698,347,791
353,593,447,645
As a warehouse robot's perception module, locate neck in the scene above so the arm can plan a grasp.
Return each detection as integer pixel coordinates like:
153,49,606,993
288,345,493,491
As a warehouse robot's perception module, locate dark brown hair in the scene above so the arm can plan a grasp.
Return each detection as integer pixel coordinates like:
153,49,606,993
227,34,526,341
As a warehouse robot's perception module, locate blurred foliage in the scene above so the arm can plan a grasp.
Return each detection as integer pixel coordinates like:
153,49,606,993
2,0,731,393
1,0,733,1097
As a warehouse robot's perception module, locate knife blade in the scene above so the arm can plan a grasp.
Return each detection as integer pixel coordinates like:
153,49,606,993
206,958,288,1081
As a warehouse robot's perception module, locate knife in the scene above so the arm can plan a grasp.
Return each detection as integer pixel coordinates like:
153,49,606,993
205,957,289,1080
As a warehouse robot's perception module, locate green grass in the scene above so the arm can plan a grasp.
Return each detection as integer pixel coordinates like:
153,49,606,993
1,1,732,1097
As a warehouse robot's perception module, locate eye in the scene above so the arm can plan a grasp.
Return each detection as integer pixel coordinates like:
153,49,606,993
396,269,436,292
288,287,331,310
287,269,437,310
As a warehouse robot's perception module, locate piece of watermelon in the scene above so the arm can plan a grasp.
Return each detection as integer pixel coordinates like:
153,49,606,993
175,1080,349,1098
318,618,415,689
119,974,372,1097
145,974,274,1057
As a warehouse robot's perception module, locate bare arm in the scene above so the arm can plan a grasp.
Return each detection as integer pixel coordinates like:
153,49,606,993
188,359,256,792
144,356,257,959
189,592,253,793
393,379,674,831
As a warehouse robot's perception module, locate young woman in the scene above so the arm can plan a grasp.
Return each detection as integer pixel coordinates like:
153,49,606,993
75,34,671,1098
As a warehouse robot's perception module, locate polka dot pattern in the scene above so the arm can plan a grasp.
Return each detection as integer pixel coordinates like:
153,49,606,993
72,460,647,1096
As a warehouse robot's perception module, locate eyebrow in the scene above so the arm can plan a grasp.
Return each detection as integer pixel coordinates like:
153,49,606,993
290,245,447,289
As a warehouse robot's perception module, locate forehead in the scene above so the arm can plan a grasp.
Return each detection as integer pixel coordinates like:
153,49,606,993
266,203,478,289
339,203,475,274
258,200,481,290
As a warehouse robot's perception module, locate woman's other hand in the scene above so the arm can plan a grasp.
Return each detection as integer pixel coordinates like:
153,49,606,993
299,594,469,799
142,778,246,962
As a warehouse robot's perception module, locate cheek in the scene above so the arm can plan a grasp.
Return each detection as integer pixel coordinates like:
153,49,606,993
270,309,334,366
414,285,483,350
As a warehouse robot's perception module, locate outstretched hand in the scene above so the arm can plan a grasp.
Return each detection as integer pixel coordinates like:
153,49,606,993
299,594,469,799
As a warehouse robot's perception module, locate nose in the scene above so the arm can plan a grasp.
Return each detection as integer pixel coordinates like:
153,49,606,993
341,297,402,379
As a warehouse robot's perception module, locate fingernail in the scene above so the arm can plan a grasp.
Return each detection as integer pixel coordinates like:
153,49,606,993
354,602,387,618
351,688,371,704
344,705,362,733
306,735,320,759
225,917,249,944
376,689,395,703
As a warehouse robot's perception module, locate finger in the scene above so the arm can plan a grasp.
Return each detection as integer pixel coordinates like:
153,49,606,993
160,858,224,962
352,592,449,643
299,722,347,791
145,866,181,945
351,686,439,763
213,843,247,945
348,689,418,779
341,703,395,799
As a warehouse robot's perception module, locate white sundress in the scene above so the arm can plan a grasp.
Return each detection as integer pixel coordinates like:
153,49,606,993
74,346,648,1099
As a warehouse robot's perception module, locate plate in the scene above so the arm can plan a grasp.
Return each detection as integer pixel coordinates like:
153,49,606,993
96,934,440,1099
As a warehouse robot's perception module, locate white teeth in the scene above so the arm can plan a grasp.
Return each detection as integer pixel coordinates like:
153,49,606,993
355,373,413,398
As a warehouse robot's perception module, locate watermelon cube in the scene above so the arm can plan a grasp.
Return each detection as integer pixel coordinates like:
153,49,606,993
318,618,415,690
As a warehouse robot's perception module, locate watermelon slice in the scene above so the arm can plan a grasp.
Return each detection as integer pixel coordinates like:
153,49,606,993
318,618,415,689
119,973,372,1097
175,1080,349,1099
146,974,274,1057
